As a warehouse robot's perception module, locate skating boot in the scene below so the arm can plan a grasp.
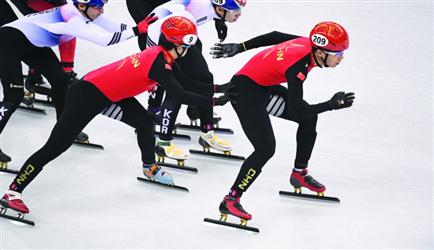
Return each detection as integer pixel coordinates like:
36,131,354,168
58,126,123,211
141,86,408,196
23,72,39,107
25,70,45,88
155,139,189,166
76,131,89,143
22,91,36,107
142,163,174,185
65,71,78,83
0,191,30,215
0,149,11,169
290,169,326,196
219,194,252,225
199,130,232,155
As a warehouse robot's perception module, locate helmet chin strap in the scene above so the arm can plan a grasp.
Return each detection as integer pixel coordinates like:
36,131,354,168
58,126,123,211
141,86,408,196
214,6,227,21
312,48,329,68
221,9,227,21
322,53,330,68
175,46,187,59
83,5,92,20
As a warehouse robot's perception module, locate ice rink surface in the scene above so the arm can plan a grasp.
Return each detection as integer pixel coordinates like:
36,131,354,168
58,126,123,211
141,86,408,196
0,0,433,249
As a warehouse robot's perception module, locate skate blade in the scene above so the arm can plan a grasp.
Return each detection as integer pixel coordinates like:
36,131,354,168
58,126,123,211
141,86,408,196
0,207,35,226
279,190,340,203
137,177,189,192
189,149,245,161
174,123,234,134
0,168,20,175
203,217,259,233
157,162,198,173
33,98,54,107
154,131,191,141
17,105,47,114
73,140,104,150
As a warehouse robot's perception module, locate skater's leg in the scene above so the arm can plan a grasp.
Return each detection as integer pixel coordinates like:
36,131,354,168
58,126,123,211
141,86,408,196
266,85,318,168
8,81,110,193
147,85,165,112
217,76,274,221
229,76,275,196
113,98,155,163
0,1,18,26
158,95,181,141
0,28,34,134
176,40,215,128
22,47,69,119
126,0,168,51
59,38,77,73
266,86,324,192
106,97,174,184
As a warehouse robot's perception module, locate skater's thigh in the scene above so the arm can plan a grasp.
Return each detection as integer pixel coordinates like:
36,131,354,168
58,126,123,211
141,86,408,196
22,47,65,83
0,48,24,89
233,94,275,149
115,97,154,128
0,1,18,26
46,83,109,149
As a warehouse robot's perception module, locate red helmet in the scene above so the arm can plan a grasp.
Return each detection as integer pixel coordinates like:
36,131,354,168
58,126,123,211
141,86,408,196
309,21,349,52
161,16,198,46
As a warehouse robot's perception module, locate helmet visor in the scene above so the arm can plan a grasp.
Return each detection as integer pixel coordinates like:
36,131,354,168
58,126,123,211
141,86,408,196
324,50,344,57
224,7,242,14
82,0,107,8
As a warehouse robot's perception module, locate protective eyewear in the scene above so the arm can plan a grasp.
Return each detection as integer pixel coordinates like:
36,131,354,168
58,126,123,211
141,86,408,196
324,50,344,57
224,7,242,14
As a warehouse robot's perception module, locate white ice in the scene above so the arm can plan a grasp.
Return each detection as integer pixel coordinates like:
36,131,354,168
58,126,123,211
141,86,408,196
0,0,433,249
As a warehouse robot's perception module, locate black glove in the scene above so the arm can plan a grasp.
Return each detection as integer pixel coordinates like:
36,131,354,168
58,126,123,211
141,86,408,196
210,43,244,59
214,18,228,42
214,82,235,93
213,92,238,106
328,91,355,110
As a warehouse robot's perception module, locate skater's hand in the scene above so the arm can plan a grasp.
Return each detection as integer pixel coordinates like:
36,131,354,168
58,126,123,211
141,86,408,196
214,82,235,94
213,91,238,106
210,42,244,59
328,91,355,110
137,13,158,35
214,18,228,42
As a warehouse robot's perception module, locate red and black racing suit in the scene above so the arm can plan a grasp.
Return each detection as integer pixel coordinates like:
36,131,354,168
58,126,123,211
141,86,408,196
227,31,333,196
8,46,215,193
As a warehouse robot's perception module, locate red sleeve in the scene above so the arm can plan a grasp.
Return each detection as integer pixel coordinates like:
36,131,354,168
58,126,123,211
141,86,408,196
27,0,54,11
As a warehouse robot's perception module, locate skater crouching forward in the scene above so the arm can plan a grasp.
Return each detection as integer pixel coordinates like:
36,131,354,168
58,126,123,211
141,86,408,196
210,22,355,221
0,0,157,164
0,16,236,215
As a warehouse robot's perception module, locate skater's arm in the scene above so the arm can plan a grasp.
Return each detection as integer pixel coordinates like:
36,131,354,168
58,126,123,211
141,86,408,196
92,14,132,33
63,16,137,46
211,31,300,58
149,56,213,106
172,64,214,94
243,31,300,50
285,55,330,119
